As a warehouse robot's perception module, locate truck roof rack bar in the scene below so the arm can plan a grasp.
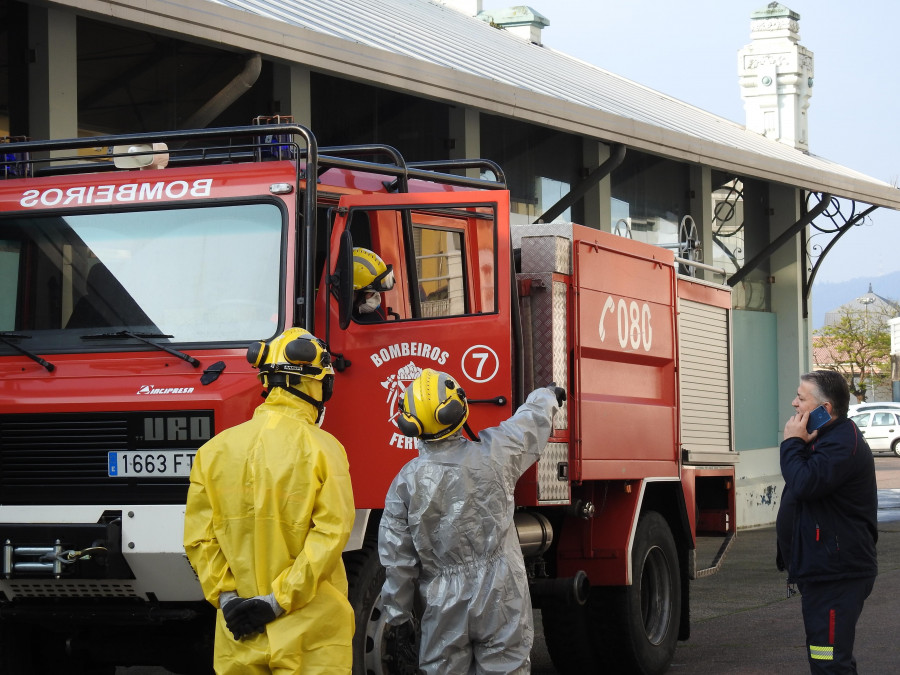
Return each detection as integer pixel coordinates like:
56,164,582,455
2,126,506,191
1,125,298,155
311,146,506,191
409,159,506,189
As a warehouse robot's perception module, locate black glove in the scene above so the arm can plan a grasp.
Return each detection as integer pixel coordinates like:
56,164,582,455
547,382,566,407
222,595,280,640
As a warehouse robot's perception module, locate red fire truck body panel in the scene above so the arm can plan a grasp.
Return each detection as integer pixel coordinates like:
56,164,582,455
573,229,679,480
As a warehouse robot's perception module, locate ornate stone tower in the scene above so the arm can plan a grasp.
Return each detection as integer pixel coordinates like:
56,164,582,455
738,3,814,152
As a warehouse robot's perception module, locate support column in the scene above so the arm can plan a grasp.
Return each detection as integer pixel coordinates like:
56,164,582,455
272,63,312,128
448,107,481,179
689,165,714,279
767,183,807,414
582,139,611,232
28,6,77,142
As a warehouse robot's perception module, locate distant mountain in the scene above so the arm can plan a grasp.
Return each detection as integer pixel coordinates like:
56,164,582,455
811,272,900,330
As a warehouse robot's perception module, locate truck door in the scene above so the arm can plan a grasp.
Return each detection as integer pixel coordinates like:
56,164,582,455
316,190,514,507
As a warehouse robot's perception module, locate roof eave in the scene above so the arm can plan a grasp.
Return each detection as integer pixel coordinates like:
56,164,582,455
51,0,900,211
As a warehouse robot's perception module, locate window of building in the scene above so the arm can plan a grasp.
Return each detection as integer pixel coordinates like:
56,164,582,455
414,226,465,317
481,115,582,225
611,150,689,251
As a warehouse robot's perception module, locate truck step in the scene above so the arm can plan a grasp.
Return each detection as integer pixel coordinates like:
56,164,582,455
690,531,735,579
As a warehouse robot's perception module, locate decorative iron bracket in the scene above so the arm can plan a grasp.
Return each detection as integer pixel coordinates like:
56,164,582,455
727,193,832,288
801,194,878,318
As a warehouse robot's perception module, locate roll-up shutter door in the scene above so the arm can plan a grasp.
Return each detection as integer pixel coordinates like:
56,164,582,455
678,298,736,464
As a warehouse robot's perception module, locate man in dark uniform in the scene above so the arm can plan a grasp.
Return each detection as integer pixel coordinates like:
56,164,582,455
776,370,878,674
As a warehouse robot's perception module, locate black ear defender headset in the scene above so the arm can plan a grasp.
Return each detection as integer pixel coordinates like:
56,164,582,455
246,339,269,369
395,408,421,438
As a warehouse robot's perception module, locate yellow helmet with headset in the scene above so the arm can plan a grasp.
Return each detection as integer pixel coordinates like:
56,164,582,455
397,369,469,441
353,247,395,293
246,328,335,418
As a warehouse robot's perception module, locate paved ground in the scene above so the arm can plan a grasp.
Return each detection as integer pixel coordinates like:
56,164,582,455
121,458,900,674
532,456,900,674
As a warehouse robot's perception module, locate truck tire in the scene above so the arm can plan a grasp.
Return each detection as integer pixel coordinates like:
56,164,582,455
345,536,419,675
543,511,681,675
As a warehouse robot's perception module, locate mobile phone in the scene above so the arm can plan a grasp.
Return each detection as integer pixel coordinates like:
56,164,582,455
806,405,831,432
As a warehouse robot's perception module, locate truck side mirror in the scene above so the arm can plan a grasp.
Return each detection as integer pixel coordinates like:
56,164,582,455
333,230,354,330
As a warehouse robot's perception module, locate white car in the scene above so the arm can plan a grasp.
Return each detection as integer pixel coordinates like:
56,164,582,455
848,401,900,416
850,409,900,457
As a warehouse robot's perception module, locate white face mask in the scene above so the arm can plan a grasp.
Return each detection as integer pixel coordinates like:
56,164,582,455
358,293,381,314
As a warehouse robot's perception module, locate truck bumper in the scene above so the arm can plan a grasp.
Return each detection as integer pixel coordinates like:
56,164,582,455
0,504,202,602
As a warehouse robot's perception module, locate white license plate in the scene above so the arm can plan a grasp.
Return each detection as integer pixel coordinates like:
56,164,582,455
108,450,196,477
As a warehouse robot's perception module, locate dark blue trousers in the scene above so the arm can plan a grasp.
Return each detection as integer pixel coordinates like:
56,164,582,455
797,576,875,674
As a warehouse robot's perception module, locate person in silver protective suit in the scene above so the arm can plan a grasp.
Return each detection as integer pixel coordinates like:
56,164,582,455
378,368,565,675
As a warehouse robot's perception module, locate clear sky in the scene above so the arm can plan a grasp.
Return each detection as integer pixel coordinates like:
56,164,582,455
479,0,900,286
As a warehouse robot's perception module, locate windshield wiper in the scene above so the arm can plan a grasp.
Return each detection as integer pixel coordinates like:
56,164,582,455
0,332,56,372
81,330,201,368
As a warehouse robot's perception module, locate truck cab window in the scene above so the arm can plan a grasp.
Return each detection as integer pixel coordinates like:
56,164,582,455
0,240,21,330
0,202,283,350
333,203,497,324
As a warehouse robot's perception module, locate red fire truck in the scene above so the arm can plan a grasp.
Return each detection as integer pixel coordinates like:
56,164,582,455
0,122,736,674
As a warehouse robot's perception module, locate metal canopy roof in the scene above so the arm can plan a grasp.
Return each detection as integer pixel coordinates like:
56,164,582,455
59,0,900,210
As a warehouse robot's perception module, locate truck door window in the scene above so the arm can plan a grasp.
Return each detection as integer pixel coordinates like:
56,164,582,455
333,203,497,323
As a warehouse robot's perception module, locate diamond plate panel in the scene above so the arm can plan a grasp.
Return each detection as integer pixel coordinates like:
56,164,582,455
537,442,570,503
516,273,568,429
521,235,572,275
511,222,575,250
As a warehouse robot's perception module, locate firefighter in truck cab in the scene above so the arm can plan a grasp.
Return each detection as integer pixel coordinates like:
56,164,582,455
183,328,356,674
352,246,395,322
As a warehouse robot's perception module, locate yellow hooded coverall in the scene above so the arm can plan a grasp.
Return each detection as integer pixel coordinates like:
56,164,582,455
184,383,356,674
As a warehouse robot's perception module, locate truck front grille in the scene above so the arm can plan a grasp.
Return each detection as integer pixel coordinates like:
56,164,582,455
0,411,211,505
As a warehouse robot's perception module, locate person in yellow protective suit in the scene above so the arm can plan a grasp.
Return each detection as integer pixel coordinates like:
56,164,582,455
184,328,356,674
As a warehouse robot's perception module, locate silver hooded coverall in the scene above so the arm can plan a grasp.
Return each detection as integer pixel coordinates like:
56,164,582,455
184,384,356,674
378,387,559,675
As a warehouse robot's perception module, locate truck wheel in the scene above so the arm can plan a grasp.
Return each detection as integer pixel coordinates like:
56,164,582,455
543,511,681,675
345,536,419,675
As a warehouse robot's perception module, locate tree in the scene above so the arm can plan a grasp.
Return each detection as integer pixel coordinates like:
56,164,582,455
814,302,895,403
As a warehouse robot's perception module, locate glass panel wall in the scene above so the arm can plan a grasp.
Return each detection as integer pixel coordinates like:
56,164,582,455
610,150,689,252
480,115,581,225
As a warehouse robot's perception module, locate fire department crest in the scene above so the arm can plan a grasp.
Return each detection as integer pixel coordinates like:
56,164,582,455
381,361,422,427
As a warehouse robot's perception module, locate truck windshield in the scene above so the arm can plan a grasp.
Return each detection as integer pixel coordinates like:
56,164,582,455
0,202,282,350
